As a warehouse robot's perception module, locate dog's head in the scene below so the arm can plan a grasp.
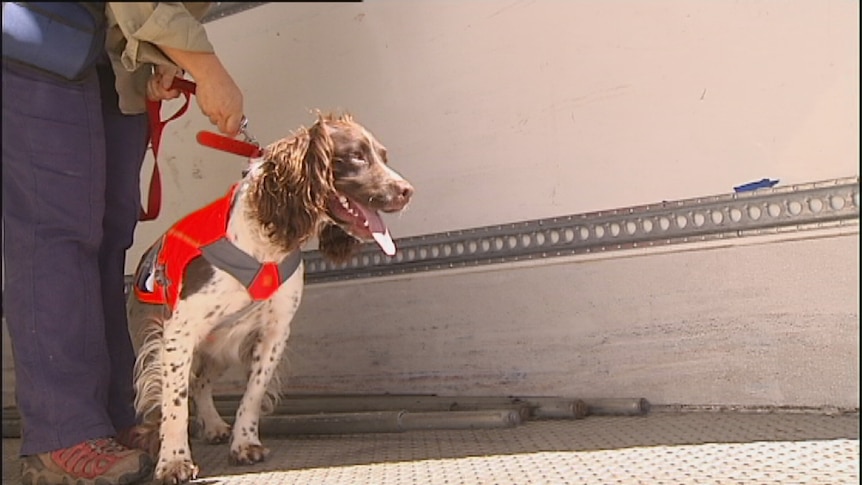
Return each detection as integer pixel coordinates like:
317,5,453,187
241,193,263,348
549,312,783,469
248,113,413,262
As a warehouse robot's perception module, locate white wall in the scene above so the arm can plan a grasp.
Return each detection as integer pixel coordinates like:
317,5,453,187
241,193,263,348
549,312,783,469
129,0,859,272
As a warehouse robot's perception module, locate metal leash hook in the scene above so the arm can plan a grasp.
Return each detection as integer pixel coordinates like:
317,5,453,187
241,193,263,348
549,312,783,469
239,115,260,147
238,115,264,178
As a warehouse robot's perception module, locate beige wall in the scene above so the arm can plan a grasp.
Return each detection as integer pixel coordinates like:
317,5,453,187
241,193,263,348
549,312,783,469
129,0,859,272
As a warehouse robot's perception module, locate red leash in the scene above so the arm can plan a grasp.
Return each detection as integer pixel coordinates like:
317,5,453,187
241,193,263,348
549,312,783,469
196,131,263,158
141,78,194,221
141,78,262,221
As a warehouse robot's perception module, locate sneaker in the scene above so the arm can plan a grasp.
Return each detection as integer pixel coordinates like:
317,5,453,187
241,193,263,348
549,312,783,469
20,437,154,485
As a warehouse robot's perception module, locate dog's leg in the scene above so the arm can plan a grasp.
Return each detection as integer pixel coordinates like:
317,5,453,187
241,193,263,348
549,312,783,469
155,295,248,482
229,282,302,465
191,356,231,444
153,310,201,483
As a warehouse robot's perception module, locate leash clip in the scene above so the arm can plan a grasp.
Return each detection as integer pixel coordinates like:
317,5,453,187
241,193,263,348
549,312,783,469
239,116,260,147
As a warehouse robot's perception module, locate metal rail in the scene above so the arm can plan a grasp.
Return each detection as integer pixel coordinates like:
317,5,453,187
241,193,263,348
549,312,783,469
201,2,269,24
303,177,860,283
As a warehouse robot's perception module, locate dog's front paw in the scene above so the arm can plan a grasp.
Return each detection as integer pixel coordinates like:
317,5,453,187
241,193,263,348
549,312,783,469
155,457,199,484
229,443,270,466
204,421,232,444
196,417,232,444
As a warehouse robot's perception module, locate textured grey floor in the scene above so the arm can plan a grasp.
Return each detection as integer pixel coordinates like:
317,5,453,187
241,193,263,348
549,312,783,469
2,411,858,484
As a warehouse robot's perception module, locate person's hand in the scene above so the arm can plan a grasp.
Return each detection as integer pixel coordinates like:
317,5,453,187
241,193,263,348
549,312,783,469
193,65,244,136
155,47,245,136
146,64,184,102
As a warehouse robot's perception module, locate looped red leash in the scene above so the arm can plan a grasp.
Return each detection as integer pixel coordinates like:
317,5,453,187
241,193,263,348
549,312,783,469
141,78,196,221
141,78,262,221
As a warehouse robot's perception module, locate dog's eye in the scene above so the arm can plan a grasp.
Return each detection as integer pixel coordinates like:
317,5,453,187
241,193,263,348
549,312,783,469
350,153,367,165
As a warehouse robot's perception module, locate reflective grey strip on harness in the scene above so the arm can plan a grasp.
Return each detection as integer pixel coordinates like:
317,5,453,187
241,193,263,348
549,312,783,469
200,238,302,293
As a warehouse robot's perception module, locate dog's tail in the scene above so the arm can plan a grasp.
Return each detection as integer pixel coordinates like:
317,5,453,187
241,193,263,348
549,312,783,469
128,298,166,423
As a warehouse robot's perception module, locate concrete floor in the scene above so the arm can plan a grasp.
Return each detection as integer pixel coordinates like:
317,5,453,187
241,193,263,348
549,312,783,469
3,411,858,484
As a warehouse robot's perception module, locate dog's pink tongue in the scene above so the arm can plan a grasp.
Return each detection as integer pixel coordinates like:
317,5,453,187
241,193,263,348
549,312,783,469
355,203,396,256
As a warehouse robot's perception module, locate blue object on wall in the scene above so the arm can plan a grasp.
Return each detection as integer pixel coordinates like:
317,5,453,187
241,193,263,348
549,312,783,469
734,178,779,193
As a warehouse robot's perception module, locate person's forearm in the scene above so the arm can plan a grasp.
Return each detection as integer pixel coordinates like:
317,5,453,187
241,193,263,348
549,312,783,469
158,45,228,82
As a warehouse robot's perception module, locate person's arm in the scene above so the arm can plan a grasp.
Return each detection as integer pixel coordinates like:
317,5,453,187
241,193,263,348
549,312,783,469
107,2,244,134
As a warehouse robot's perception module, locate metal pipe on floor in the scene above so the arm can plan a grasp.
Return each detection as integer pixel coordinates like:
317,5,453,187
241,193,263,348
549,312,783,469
400,409,522,431
442,403,532,421
223,395,495,414
254,411,406,435
2,417,19,439
582,398,651,416
230,408,523,436
214,395,594,420
527,398,589,419
214,395,439,415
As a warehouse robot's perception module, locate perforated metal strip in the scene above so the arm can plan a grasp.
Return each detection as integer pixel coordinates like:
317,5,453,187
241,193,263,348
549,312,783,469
303,177,860,284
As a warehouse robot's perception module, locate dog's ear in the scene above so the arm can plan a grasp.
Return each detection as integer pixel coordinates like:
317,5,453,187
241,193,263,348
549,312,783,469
249,120,336,250
304,118,336,199
317,223,362,264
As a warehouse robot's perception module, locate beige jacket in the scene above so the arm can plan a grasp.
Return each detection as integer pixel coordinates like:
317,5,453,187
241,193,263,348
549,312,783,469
105,2,214,114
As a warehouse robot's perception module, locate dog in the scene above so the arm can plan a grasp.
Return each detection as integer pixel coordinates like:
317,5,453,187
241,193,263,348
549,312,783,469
125,113,413,483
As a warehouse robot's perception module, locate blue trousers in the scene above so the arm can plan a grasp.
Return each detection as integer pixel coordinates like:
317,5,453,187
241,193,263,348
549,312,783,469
2,61,150,456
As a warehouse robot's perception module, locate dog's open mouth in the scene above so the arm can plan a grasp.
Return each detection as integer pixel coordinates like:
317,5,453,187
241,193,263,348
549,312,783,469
327,195,396,256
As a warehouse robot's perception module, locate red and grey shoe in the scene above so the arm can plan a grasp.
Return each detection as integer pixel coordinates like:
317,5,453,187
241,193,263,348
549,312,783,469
21,437,154,485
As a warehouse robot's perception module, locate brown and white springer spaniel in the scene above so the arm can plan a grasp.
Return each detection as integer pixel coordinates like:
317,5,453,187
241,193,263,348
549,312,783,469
125,113,413,483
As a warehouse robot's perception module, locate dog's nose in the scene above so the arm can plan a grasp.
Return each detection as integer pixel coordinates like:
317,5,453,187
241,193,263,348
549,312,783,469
397,180,414,201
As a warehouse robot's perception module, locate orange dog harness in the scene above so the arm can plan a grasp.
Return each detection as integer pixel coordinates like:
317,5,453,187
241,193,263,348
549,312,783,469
133,184,301,310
